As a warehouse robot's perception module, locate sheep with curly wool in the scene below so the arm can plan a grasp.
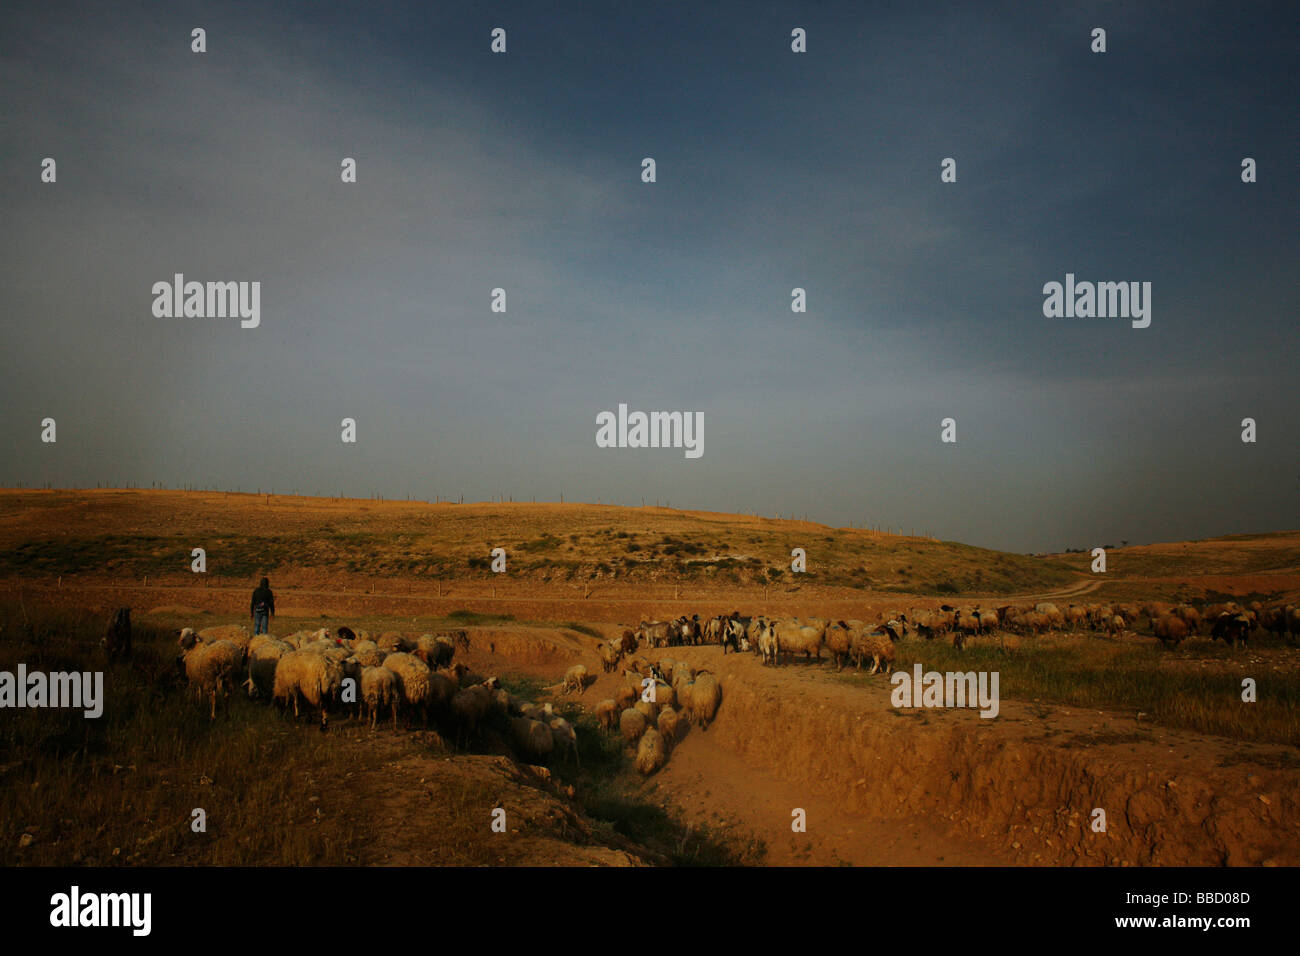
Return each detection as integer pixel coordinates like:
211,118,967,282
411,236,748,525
360,665,399,730
177,630,242,719
271,648,343,727
689,672,721,729
382,652,433,727
244,638,292,699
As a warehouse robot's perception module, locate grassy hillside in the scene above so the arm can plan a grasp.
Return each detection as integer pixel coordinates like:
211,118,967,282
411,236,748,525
0,489,1078,597
1045,531,1300,603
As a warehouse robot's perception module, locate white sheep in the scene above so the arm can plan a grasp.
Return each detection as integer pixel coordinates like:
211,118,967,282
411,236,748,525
548,715,580,767
562,664,589,695
657,705,681,744
177,630,241,719
350,640,385,667
690,672,721,729
360,666,399,730
244,639,292,699
382,653,432,727
636,728,666,775
197,624,252,656
620,707,648,744
272,649,343,727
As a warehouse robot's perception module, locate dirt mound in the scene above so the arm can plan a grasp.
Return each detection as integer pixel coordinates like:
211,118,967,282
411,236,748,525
354,736,648,866
465,626,593,668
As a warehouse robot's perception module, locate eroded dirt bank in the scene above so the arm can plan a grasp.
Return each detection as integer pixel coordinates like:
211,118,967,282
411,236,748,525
662,648,1299,866
475,627,1299,867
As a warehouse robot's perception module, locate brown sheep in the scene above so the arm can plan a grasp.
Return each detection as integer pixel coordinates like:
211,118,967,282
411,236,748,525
510,717,554,764
414,634,455,668
825,621,854,671
1172,605,1202,635
850,626,896,674
451,683,493,746
102,607,132,664
598,642,621,673
1153,615,1188,647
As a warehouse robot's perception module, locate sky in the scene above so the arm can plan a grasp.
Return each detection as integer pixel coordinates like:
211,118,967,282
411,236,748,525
1,0,1296,553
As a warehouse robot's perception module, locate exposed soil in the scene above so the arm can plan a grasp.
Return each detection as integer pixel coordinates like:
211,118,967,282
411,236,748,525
353,734,647,867
356,622,1300,867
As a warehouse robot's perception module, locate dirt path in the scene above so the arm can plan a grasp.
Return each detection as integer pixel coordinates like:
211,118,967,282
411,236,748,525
648,724,1014,865
995,576,1101,602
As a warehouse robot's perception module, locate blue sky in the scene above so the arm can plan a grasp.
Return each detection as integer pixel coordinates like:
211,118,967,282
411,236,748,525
1,0,1296,552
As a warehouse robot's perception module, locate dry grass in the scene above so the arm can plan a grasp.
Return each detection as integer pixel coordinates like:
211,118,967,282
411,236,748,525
861,632,1300,746
0,489,1077,597
0,600,383,866
1046,532,1300,605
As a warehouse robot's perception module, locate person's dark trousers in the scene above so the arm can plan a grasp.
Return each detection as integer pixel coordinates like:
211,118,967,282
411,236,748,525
254,609,269,634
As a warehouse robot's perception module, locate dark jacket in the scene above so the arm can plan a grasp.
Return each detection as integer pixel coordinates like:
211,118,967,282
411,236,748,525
251,586,275,615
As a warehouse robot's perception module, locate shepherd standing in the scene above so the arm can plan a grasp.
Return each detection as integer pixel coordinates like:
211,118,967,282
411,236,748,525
251,576,275,635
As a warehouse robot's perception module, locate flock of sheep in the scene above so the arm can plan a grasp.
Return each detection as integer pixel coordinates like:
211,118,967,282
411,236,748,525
164,595,1297,776
168,622,708,777
615,613,898,672
175,624,582,769
176,623,592,766
895,598,1300,650
582,628,722,776
175,625,483,727
613,597,1300,667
